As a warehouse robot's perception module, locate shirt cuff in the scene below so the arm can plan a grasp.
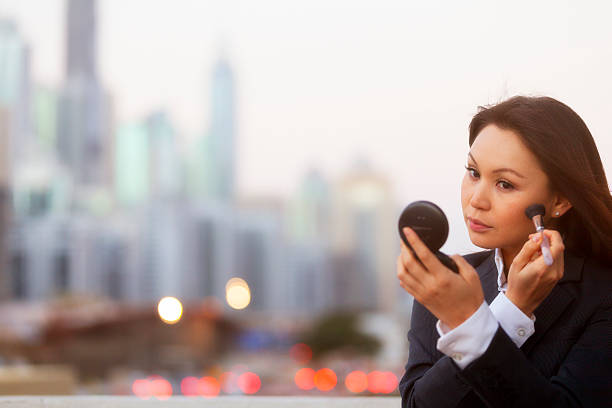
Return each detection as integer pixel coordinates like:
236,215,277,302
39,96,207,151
489,292,536,348
435,301,498,369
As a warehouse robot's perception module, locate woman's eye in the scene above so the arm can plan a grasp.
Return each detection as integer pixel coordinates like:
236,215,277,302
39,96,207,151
465,166,515,191
464,166,479,179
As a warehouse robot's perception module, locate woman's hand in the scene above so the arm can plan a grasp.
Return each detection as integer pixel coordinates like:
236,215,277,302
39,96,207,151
505,229,565,317
396,227,484,329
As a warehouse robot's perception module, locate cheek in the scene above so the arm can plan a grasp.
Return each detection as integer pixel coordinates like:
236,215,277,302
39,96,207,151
494,197,537,235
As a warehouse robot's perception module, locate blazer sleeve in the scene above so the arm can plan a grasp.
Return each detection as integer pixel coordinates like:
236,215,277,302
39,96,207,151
457,294,612,408
398,299,475,408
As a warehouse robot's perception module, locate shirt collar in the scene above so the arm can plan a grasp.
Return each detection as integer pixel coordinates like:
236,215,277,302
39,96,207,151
494,248,507,292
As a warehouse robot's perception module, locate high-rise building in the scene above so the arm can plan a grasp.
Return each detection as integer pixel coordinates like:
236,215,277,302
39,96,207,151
205,56,236,201
57,0,112,187
114,123,149,206
33,86,59,152
0,108,10,299
146,111,181,199
330,159,397,313
288,168,332,245
234,201,285,312
284,169,334,314
0,19,32,164
66,0,97,81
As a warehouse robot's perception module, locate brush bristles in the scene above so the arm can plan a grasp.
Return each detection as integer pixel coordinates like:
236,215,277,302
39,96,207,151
525,204,546,219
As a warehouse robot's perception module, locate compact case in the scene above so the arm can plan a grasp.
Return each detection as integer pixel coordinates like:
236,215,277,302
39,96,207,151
398,200,459,273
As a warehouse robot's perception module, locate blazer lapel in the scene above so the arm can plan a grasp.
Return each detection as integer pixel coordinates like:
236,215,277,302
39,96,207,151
520,252,584,355
475,251,499,305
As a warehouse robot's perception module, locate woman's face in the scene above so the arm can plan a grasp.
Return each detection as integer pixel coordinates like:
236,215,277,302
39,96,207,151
461,124,559,253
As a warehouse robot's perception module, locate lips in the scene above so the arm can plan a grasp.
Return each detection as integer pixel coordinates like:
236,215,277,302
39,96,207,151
468,217,492,228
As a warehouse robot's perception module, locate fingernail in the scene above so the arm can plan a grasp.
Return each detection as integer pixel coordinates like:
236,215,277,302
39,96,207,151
531,235,538,243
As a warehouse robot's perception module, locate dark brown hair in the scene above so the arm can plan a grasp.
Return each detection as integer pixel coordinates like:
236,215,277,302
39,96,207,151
469,96,612,266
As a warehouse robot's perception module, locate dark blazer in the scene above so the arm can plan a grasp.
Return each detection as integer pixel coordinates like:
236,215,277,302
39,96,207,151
398,249,612,408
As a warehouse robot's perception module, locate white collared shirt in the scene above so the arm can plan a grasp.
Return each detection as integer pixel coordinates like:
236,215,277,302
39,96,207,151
434,248,536,369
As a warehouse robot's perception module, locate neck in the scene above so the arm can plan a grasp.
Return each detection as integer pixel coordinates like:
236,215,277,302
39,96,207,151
500,246,522,278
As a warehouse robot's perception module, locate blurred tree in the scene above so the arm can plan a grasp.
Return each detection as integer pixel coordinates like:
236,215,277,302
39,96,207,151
299,312,381,360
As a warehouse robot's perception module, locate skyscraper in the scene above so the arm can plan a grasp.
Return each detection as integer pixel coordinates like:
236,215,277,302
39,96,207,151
66,0,97,81
57,0,111,187
330,159,397,313
206,56,236,201
0,19,32,163
146,111,181,199
0,108,10,299
114,123,149,206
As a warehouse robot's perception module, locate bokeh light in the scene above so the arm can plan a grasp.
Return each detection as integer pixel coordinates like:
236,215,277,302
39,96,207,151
367,371,398,394
225,278,251,310
314,368,337,391
289,343,312,364
345,370,368,393
198,376,221,398
180,376,199,397
237,372,261,394
381,371,399,394
132,379,152,399
367,371,384,393
157,296,183,324
150,377,173,400
294,367,315,390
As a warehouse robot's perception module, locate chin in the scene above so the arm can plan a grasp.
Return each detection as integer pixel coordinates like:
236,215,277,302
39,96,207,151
468,233,496,250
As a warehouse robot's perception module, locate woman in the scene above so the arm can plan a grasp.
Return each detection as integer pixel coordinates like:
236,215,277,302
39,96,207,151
397,96,612,408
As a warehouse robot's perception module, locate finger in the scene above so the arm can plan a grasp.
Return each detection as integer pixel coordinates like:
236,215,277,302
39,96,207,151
540,230,565,279
399,241,429,284
511,233,544,272
396,256,424,293
403,227,442,274
541,229,565,256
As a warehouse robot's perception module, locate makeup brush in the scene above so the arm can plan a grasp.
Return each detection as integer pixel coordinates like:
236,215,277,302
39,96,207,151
524,204,554,266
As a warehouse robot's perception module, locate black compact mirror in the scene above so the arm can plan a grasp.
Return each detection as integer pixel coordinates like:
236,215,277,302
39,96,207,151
398,200,458,273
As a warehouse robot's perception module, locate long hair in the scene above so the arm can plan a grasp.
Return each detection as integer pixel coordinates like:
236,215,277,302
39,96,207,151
469,96,612,266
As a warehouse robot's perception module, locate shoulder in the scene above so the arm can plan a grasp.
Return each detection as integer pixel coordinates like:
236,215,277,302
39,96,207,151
580,254,612,296
563,251,612,309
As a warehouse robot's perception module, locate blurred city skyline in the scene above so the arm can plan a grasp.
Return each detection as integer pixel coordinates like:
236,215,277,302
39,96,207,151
0,0,402,316
2,1,610,238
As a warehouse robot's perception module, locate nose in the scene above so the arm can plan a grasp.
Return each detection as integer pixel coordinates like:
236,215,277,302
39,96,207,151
469,182,490,211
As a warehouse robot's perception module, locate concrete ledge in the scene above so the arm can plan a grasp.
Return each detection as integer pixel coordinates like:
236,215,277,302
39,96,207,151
0,396,401,407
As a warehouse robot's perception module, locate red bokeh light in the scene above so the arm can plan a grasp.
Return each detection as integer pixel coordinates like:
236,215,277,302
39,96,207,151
198,376,220,398
289,343,313,364
367,371,398,394
150,378,173,400
314,368,337,392
132,379,152,399
181,376,199,397
381,371,398,394
368,371,383,393
237,372,261,394
294,368,315,390
345,370,368,393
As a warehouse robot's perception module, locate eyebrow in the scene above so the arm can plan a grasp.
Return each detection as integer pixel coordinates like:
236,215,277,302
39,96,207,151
468,152,526,179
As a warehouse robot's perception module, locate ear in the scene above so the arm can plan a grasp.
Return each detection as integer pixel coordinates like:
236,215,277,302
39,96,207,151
551,194,572,218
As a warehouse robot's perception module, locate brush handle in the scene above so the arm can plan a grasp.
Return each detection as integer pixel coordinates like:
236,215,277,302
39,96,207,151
540,231,554,266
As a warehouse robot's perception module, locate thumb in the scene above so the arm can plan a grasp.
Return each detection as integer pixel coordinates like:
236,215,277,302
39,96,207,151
451,254,479,284
512,234,542,272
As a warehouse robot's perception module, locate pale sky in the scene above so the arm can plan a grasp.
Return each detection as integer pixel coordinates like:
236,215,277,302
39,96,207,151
1,0,611,254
